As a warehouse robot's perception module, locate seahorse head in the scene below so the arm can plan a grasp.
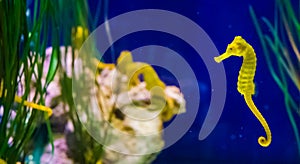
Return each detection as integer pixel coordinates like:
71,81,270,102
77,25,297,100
214,36,249,63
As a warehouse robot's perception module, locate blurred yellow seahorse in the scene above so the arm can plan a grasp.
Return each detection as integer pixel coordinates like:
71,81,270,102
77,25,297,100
116,51,166,90
72,26,177,122
98,51,176,121
214,36,271,147
0,79,52,117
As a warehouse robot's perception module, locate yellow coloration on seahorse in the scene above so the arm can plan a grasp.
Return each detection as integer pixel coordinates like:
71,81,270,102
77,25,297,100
97,51,176,121
0,79,52,117
117,51,175,120
96,159,102,164
0,158,7,164
72,26,115,70
72,26,173,118
72,26,89,50
116,51,166,90
214,36,271,147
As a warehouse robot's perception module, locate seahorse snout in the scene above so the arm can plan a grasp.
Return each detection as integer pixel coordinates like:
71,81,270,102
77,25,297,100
214,52,231,63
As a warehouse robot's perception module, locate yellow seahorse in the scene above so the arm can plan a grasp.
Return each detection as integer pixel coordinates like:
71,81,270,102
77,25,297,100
214,36,271,147
116,51,166,90
97,51,177,121
0,79,52,117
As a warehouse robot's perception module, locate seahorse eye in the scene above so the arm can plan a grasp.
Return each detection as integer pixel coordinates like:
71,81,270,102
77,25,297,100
229,48,233,50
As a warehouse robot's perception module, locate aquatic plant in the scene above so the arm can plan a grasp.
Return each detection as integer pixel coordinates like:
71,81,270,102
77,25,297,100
55,0,105,162
0,0,102,163
249,0,300,155
0,0,59,163
214,36,272,147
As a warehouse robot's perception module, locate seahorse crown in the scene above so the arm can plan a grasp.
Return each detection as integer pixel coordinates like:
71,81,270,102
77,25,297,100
226,36,253,57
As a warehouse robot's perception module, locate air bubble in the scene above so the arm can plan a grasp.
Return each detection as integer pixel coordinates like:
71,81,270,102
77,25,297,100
26,9,30,17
